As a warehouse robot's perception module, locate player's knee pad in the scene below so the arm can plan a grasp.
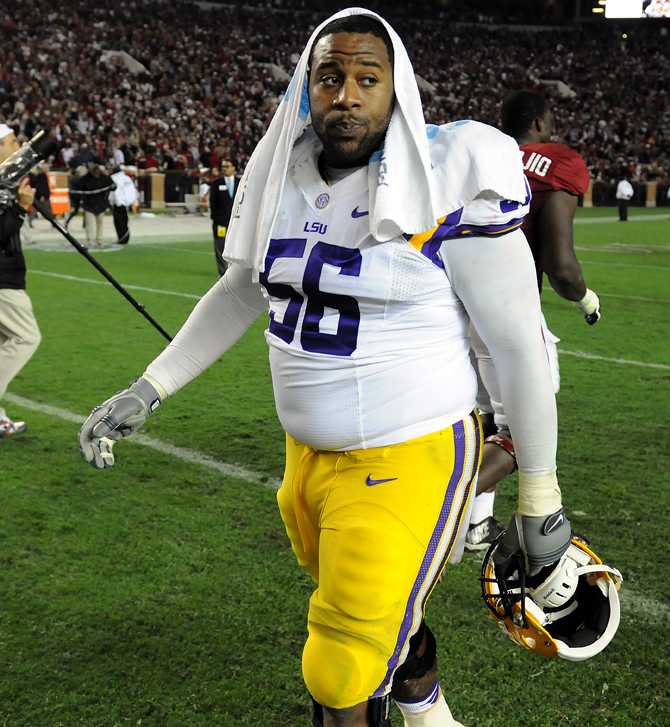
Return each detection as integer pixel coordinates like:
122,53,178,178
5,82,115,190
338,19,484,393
311,695,392,727
390,622,437,696
303,623,384,710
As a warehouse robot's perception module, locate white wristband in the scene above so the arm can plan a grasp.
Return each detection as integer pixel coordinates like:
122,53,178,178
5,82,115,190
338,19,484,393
517,470,562,517
142,372,169,402
576,288,599,316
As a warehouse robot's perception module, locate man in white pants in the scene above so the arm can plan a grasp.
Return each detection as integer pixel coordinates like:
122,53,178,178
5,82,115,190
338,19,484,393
0,124,41,437
109,165,139,245
616,173,634,221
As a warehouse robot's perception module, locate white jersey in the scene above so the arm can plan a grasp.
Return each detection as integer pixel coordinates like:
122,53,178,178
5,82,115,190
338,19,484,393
261,139,530,450
145,122,554,479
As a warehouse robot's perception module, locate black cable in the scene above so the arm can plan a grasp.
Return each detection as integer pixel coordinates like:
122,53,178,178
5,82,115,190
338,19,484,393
32,199,173,342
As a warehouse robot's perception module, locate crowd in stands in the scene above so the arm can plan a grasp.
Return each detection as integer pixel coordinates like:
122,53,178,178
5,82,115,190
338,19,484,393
0,0,668,190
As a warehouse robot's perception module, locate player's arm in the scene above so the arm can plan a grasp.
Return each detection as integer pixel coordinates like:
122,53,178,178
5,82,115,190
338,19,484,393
538,190,586,301
541,150,601,324
441,229,570,573
539,191,601,324
79,264,266,468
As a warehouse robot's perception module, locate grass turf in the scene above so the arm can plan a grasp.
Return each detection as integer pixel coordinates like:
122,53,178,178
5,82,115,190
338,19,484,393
1,207,669,726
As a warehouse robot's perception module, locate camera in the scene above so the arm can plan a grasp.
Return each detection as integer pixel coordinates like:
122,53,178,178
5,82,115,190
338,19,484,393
0,129,58,255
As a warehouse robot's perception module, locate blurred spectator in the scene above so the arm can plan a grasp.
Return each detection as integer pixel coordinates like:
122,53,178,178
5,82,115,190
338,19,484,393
28,162,51,223
0,0,666,188
65,164,88,231
80,165,116,247
209,160,238,277
109,165,139,245
615,173,634,221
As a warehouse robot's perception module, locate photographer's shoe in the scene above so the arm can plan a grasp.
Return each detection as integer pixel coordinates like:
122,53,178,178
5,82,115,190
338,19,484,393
0,414,27,438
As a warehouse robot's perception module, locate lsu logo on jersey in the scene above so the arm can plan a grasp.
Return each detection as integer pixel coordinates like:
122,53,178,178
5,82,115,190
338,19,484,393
523,151,552,178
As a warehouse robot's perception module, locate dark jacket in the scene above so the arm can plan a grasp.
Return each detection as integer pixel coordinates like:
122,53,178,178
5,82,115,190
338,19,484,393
29,171,50,201
80,172,116,215
0,203,27,289
209,176,237,226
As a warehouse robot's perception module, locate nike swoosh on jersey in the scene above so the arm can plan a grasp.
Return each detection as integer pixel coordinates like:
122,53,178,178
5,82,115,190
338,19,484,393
366,475,399,486
351,207,369,218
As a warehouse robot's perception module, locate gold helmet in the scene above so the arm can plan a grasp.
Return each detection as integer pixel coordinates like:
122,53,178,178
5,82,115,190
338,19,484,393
481,535,623,662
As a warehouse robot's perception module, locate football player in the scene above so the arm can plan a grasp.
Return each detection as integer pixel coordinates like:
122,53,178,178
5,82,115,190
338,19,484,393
79,14,571,727
466,89,600,552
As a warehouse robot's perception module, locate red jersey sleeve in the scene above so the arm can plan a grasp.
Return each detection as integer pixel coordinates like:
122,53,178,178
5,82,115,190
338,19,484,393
520,143,590,196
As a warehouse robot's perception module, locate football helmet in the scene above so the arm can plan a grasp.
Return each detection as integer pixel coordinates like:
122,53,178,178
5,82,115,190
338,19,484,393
481,535,622,661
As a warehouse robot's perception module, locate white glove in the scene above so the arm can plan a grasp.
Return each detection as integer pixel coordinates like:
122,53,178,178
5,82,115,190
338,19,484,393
79,377,162,469
575,288,601,325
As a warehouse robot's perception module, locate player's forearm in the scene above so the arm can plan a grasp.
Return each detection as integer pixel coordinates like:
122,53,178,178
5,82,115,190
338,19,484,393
493,345,559,515
547,263,587,301
144,265,266,397
444,231,560,515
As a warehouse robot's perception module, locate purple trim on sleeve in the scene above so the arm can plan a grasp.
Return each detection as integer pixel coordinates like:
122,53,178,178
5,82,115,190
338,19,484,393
418,208,463,269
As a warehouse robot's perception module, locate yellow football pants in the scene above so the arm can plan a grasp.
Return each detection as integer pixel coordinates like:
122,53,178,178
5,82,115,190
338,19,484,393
277,414,482,709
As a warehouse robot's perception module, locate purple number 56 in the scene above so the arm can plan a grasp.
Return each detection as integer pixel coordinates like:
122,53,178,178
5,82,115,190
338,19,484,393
259,238,362,356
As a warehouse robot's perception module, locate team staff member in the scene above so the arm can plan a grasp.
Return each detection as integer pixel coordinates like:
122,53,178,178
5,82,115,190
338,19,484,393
0,124,41,437
467,90,601,549
80,164,116,248
209,160,237,276
109,165,139,245
616,173,634,221
79,12,571,727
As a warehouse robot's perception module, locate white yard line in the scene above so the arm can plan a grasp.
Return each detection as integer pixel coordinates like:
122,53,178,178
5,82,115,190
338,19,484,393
3,392,281,490
559,349,670,371
30,269,202,300
545,288,668,304
580,260,669,271
574,244,670,254
597,292,668,304
575,213,670,224
6,393,666,622
620,589,670,625
140,243,213,256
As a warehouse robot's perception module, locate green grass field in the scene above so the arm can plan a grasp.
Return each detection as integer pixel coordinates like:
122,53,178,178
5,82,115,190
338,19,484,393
2,207,669,726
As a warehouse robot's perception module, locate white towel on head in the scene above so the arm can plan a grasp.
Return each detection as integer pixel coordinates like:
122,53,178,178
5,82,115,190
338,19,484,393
0,123,13,140
223,6,527,274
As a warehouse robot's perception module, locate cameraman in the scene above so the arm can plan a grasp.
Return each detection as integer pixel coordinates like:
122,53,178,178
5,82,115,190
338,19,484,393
0,124,41,438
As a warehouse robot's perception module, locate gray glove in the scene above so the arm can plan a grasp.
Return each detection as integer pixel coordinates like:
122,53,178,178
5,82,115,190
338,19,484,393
79,377,162,469
494,509,572,577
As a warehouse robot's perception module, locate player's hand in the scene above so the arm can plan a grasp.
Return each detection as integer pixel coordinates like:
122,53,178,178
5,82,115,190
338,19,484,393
17,177,35,211
575,288,601,325
493,509,571,578
79,377,162,469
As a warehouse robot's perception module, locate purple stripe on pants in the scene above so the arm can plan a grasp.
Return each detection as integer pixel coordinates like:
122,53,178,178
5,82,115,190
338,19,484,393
372,420,468,697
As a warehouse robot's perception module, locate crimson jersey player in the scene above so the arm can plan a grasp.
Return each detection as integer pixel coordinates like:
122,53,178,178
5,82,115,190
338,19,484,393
504,91,600,324
465,91,601,551
520,142,589,290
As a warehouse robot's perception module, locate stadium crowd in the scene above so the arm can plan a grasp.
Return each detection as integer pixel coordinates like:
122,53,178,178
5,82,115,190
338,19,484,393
0,0,668,188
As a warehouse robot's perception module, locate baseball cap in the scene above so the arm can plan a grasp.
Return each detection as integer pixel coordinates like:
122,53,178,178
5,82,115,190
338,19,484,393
0,123,14,140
